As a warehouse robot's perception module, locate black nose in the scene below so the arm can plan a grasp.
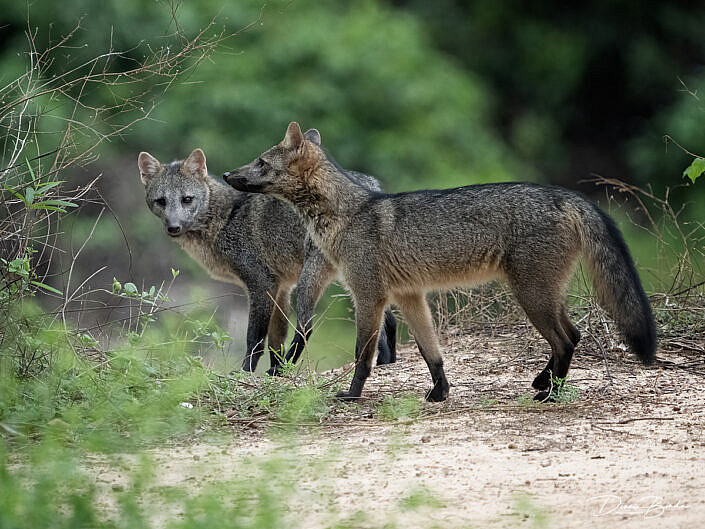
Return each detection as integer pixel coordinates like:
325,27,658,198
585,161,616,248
167,225,182,236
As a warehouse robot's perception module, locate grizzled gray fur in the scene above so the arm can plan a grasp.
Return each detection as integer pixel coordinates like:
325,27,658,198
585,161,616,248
224,122,656,402
138,144,396,374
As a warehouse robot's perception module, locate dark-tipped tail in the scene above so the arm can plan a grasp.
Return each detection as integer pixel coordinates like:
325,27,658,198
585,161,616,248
376,309,397,365
583,208,656,364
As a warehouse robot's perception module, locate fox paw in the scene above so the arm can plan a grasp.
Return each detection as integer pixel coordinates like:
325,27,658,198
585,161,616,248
335,390,361,402
425,381,449,402
533,391,556,403
532,369,552,391
265,366,284,377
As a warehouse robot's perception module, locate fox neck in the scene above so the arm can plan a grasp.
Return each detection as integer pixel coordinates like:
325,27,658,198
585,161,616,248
289,161,368,261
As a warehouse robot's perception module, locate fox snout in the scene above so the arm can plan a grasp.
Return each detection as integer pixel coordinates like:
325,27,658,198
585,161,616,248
166,223,183,237
223,170,265,193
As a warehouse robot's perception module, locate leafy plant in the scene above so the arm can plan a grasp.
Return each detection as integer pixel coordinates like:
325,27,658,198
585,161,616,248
1,252,62,296
683,157,705,184
548,376,580,404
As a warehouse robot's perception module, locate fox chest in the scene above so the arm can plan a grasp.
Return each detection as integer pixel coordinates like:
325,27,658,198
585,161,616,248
177,236,245,288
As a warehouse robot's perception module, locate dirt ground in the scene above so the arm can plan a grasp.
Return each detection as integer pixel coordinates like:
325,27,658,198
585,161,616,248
95,322,705,528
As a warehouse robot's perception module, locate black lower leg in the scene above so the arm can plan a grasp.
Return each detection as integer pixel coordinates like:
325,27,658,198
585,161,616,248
283,324,313,365
335,362,370,401
242,307,270,372
533,341,574,402
267,348,283,375
532,357,554,391
424,357,449,402
242,345,265,372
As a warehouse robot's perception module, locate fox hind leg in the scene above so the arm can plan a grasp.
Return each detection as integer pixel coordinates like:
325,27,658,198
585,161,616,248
336,297,386,401
531,306,580,392
561,308,581,346
376,309,398,365
509,280,575,400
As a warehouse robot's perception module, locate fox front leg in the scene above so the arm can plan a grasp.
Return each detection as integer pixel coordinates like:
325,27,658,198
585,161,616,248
242,287,276,372
264,286,292,376
283,250,335,368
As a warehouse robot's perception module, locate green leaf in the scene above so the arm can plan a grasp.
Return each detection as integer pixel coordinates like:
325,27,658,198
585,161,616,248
7,257,30,278
123,282,138,296
34,181,64,195
6,187,27,204
31,199,78,209
30,280,63,295
25,186,35,205
171,268,180,279
112,277,122,294
30,206,68,213
76,332,98,348
683,157,705,184
25,159,36,181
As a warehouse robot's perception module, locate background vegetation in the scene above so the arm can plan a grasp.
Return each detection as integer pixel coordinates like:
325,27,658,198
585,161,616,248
3,0,704,371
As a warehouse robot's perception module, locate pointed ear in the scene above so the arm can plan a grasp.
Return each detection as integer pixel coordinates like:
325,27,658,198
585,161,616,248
282,122,304,150
138,152,162,185
182,148,207,179
303,128,321,146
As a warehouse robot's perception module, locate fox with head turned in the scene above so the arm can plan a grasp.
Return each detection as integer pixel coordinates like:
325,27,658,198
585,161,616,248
137,141,397,374
223,122,656,402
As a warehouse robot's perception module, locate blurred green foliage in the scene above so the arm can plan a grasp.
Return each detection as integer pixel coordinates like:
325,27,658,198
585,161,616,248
395,0,705,191
1,0,702,190
1,0,524,190
0,302,208,450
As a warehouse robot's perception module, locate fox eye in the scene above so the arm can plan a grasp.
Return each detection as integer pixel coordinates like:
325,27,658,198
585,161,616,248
182,196,193,205
155,197,166,207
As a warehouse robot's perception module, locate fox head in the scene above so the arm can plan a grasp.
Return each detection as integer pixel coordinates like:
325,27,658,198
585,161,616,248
223,122,326,202
138,148,210,237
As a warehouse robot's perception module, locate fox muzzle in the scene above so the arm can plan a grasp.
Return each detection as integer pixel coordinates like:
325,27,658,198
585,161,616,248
223,172,266,193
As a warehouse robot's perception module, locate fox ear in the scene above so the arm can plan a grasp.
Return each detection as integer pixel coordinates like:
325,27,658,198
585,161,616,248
182,148,207,179
282,122,304,150
138,152,162,185
303,128,321,146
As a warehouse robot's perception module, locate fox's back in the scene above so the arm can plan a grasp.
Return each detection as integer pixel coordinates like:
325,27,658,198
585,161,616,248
340,183,593,290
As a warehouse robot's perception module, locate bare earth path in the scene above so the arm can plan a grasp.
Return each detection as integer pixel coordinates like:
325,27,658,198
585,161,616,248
95,324,705,527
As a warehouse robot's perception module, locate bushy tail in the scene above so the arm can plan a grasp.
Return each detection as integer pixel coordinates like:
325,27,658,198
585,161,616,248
376,309,397,365
581,207,656,364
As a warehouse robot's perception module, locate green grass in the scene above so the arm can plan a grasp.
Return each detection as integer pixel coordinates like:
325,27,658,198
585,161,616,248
375,394,423,422
548,377,580,404
399,486,446,511
510,493,550,528
0,443,301,529
478,396,498,407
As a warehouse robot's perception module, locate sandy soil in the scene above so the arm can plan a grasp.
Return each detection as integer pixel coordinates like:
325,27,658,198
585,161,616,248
93,321,705,528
